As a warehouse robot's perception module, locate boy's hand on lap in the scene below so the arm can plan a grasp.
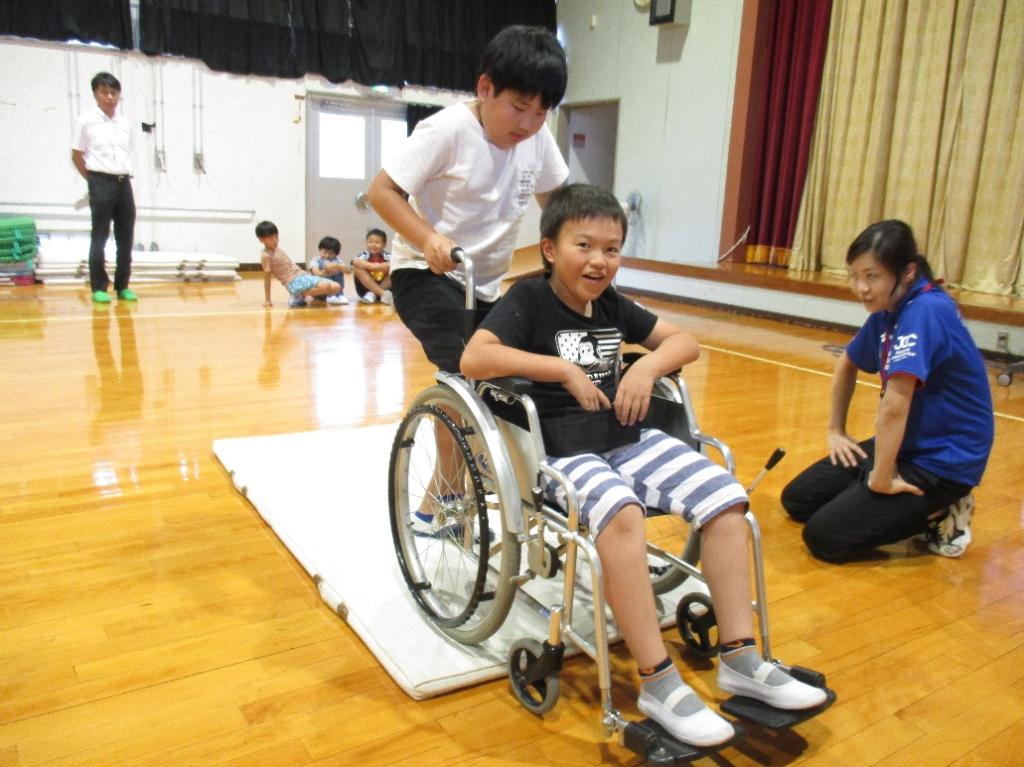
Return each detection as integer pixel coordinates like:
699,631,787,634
615,368,655,425
562,363,610,412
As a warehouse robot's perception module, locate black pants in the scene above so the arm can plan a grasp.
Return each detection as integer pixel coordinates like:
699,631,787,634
780,439,970,562
391,268,497,373
87,172,136,293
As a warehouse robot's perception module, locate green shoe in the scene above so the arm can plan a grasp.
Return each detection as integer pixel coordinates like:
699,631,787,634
117,289,138,301
92,290,112,304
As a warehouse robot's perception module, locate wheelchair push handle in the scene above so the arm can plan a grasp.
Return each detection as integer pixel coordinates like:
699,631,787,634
448,246,476,340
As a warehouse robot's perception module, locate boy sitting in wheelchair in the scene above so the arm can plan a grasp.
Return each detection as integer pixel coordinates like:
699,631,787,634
460,183,827,747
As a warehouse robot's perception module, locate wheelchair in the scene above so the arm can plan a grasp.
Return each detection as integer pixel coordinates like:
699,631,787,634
388,251,834,764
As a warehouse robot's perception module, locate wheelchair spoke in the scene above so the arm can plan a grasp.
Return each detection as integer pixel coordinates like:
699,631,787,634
389,385,521,645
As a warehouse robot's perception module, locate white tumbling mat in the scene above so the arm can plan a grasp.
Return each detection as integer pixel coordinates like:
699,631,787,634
36,237,240,284
213,424,704,699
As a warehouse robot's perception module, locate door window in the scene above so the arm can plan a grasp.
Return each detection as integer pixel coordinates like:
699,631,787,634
319,113,366,179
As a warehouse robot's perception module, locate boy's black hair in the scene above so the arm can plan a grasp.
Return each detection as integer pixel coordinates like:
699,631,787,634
847,219,937,285
479,25,567,109
255,220,278,238
91,71,121,92
366,228,387,243
318,236,341,255
540,184,627,274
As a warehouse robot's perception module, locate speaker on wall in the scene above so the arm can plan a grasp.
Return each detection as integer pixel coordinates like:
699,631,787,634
650,0,691,27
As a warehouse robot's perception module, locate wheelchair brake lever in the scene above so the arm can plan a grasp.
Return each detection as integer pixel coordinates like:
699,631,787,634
745,447,785,494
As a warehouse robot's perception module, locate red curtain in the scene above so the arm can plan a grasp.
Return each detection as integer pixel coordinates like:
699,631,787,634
745,0,832,267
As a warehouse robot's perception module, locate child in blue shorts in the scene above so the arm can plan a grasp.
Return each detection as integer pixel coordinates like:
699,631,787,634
461,184,827,747
309,235,351,305
257,221,341,308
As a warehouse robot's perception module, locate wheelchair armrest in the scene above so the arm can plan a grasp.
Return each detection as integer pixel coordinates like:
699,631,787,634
482,376,536,396
693,434,736,475
622,351,682,377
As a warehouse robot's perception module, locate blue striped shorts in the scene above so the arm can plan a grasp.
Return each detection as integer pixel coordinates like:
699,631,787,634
543,428,749,539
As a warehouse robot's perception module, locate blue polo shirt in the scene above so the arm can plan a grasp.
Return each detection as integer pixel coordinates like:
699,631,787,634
846,278,993,486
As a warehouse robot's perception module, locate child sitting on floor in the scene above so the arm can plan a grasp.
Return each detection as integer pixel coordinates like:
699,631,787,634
256,221,342,308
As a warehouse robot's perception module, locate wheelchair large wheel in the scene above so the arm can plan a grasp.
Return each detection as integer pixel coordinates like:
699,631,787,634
390,385,521,644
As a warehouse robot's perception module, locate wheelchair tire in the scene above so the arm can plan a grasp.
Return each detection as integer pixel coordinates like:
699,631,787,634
389,385,521,645
508,638,560,715
648,553,689,596
645,513,690,596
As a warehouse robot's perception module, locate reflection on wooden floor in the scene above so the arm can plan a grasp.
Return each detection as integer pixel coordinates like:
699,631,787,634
1,276,1021,766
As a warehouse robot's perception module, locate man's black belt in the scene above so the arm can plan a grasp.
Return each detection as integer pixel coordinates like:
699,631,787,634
88,171,132,182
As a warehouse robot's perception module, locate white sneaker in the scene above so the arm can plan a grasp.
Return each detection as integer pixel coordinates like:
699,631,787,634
637,685,734,747
381,289,394,306
717,660,827,710
926,493,974,557
359,293,377,304
326,294,348,305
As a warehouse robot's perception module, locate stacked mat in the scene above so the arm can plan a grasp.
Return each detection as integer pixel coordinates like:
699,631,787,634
0,216,37,285
35,238,240,284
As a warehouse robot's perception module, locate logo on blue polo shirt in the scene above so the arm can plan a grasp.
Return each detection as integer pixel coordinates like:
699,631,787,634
890,333,918,363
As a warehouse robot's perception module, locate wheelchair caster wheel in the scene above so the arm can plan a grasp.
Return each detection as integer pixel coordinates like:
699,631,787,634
676,593,719,659
508,638,561,715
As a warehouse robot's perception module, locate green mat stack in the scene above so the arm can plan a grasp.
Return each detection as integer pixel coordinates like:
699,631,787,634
0,216,37,286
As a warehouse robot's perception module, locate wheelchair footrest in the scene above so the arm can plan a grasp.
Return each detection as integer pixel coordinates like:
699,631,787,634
719,687,836,729
623,719,740,765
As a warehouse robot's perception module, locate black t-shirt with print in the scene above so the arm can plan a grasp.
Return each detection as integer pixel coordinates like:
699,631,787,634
478,276,658,416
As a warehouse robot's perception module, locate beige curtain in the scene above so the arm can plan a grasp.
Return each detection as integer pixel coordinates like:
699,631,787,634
790,0,1024,297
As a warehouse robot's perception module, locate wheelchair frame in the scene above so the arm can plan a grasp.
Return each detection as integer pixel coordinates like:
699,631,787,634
387,251,832,762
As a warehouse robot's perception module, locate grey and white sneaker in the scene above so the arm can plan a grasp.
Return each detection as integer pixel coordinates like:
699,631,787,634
926,493,974,557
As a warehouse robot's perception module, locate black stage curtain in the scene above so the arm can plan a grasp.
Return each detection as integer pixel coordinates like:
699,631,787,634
316,0,406,87
139,0,556,90
140,0,318,78
0,0,133,49
403,0,556,91
405,103,442,135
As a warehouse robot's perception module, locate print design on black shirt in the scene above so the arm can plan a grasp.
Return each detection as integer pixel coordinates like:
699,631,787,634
555,328,620,385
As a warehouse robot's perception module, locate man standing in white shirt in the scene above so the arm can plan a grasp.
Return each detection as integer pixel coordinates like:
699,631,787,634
72,72,137,304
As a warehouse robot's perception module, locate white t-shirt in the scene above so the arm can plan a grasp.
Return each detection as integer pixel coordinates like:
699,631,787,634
384,102,568,302
73,105,134,175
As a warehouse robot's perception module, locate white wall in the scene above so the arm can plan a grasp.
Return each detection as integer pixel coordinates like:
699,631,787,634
565,103,618,190
2,3,741,269
557,0,742,265
0,38,466,265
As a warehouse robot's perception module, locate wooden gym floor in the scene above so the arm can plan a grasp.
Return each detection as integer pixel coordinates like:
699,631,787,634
1,274,1022,766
